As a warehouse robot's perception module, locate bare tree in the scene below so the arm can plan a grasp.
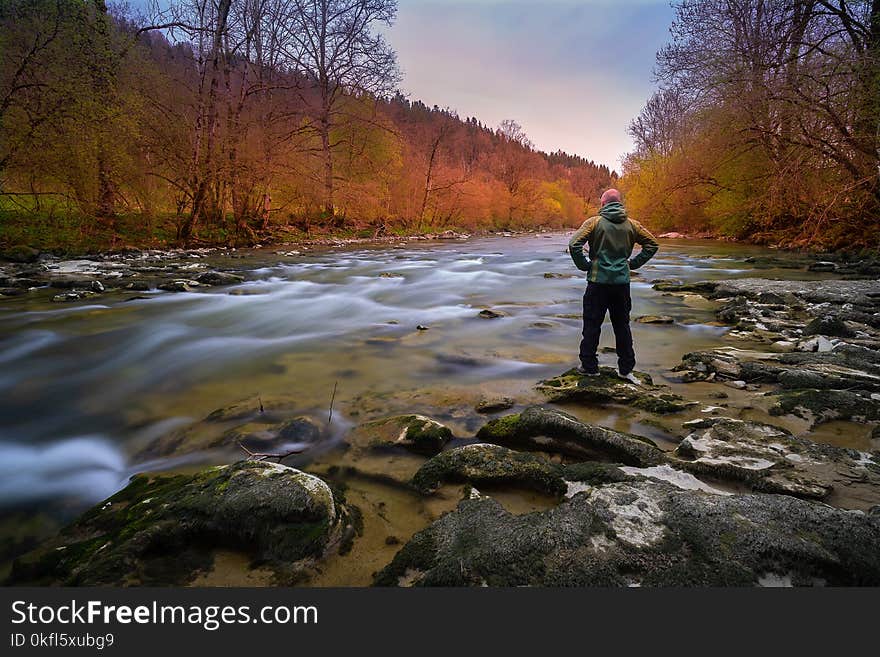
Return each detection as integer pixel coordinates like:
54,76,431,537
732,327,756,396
280,0,400,224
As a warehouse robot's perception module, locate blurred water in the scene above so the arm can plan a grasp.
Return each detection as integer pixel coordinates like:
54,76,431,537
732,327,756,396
0,235,815,514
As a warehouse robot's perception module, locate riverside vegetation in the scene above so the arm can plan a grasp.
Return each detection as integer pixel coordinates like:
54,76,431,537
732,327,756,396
2,235,879,586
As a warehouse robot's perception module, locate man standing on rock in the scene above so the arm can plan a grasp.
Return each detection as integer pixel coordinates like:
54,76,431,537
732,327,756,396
568,188,658,383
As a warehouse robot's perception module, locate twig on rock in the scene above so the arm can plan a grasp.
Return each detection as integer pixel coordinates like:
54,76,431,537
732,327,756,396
238,442,304,463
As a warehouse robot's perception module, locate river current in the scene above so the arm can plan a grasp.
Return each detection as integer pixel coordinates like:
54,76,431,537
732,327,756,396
0,235,835,521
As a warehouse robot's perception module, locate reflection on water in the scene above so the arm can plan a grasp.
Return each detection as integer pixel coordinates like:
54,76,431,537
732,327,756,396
0,236,838,516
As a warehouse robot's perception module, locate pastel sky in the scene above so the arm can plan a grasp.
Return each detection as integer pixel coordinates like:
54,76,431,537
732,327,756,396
388,0,674,171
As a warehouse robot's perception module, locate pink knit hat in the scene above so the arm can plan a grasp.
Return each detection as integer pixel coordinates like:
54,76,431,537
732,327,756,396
600,189,621,206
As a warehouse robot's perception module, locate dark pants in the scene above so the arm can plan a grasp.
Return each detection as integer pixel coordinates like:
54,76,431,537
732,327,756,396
579,282,635,375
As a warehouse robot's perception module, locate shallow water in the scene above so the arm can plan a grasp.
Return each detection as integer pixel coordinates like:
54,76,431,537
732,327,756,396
0,235,848,523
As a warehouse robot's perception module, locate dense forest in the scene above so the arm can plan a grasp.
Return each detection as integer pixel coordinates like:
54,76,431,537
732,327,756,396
0,0,613,250
621,0,880,249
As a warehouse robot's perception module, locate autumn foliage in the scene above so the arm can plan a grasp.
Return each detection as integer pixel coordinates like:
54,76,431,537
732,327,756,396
621,0,880,250
0,0,613,248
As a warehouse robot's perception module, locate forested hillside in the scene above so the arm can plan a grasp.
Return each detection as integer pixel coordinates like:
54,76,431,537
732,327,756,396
0,0,613,250
621,0,880,250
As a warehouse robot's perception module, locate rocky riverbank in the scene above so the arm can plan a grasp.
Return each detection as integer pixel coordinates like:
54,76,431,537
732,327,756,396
5,261,880,587
0,230,530,302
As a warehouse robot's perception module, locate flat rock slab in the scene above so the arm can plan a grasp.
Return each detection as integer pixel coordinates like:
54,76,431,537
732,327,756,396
711,278,880,304
375,479,880,586
538,367,697,414
8,461,354,586
675,345,880,427
672,417,880,506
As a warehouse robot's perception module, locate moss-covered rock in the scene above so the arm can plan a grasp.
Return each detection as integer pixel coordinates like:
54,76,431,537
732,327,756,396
374,480,880,586
475,397,515,414
537,368,697,414
804,316,856,338
411,444,567,496
345,415,453,456
476,406,663,467
7,461,355,586
770,389,880,425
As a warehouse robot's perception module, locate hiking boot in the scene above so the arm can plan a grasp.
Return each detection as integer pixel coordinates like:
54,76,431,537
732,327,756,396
616,370,641,385
576,367,600,377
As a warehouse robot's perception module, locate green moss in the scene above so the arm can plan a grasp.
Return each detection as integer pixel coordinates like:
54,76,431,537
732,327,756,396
475,413,522,442
771,389,879,423
411,444,567,497
7,462,347,586
402,418,454,456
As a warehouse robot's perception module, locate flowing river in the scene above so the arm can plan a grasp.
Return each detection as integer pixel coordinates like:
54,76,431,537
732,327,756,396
0,234,849,557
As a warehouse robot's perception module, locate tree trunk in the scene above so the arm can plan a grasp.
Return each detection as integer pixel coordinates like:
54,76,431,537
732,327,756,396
320,88,335,222
180,0,231,241
92,0,116,221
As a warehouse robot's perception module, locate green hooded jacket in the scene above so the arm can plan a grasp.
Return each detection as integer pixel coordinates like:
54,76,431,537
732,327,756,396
568,202,659,284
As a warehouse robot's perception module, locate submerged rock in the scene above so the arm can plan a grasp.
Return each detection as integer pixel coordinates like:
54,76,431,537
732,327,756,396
51,290,98,303
635,315,674,324
475,397,515,414
476,406,663,467
8,461,355,586
158,279,201,292
538,367,697,414
196,271,245,286
412,444,568,496
136,395,319,459
223,417,323,453
477,309,508,319
375,479,880,586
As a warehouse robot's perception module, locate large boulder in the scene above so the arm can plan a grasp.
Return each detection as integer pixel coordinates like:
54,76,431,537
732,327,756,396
7,461,356,586
537,368,697,414
374,480,880,586
477,406,663,467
